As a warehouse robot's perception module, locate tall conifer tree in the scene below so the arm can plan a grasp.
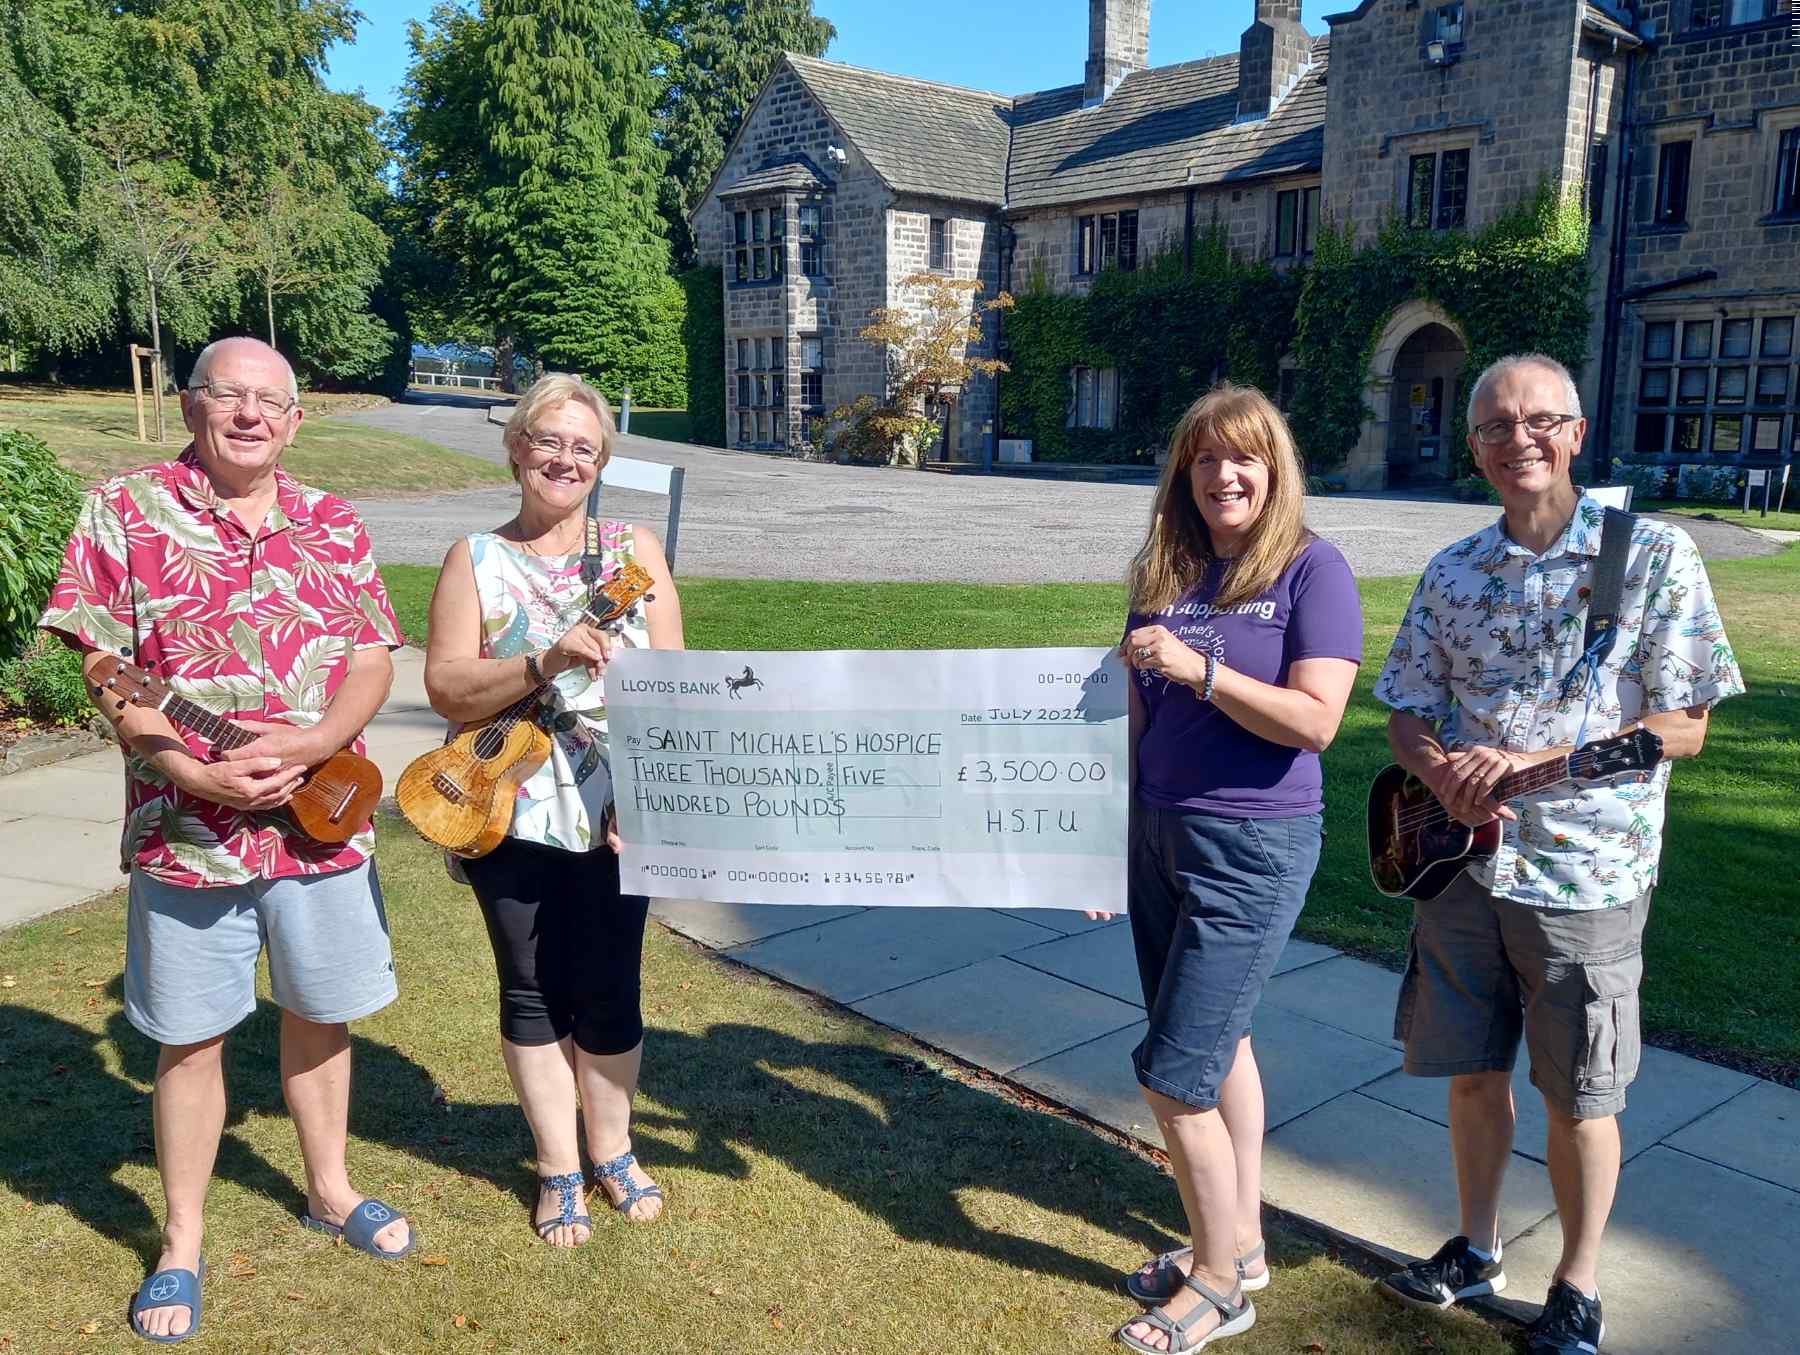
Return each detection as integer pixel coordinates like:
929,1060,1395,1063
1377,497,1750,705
476,0,686,405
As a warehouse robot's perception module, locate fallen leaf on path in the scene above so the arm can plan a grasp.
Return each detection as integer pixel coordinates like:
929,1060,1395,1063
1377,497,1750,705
453,1314,480,1330
419,1254,449,1266
77,1321,101,1334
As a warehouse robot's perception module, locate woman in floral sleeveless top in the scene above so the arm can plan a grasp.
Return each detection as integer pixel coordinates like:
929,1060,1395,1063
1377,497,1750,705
422,375,684,1245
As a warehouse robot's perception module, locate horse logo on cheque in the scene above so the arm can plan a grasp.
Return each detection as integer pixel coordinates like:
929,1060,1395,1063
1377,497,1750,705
725,666,765,700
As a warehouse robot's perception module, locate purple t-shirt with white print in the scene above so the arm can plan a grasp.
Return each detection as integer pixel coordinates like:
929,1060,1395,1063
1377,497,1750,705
1128,536,1363,817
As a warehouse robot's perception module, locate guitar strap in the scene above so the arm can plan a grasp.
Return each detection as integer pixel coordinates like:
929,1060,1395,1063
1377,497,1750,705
1560,507,1635,737
1582,507,1634,663
580,476,605,590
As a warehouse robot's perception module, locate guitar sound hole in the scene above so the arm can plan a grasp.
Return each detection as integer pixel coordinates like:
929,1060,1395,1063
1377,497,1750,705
472,729,505,760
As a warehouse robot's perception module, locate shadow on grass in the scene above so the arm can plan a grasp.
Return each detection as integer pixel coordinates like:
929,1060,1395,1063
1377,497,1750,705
2,986,1178,1296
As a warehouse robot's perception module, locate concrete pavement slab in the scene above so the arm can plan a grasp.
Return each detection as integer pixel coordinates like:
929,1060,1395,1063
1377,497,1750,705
726,906,1052,1003
1012,1022,1162,1147
3,817,128,892
0,762,124,824
1271,937,1341,975
1005,907,1116,935
1260,955,1403,1050
1363,1045,1758,1165
652,898,864,950
1498,1146,1800,1354
1008,922,1142,1006
0,875,113,929
1251,1008,1405,1129
1664,1080,1800,1192
851,955,1142,1074
1261,1092,1558,1259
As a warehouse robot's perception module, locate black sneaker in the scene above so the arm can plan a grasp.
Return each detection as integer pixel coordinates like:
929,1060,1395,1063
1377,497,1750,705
1378,1235,1507,1310
1526,1280,1605,1354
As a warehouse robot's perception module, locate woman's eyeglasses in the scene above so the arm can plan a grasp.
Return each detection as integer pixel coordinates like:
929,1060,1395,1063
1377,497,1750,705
524,434,603,464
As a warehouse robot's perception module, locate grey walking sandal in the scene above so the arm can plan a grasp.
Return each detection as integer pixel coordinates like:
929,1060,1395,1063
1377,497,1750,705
1124,1242,1269,1302
1116,1272,1256,1353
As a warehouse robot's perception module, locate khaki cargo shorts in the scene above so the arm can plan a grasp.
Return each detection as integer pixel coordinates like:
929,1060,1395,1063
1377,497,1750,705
1394,869,1650,1119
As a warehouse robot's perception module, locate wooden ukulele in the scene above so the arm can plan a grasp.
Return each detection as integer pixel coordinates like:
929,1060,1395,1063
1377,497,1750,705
395,561,655,859
87,655,384,845
1366,727,1664,901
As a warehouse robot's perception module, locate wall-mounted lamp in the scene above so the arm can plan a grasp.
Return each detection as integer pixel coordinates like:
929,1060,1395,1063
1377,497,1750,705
1425,38,1450,63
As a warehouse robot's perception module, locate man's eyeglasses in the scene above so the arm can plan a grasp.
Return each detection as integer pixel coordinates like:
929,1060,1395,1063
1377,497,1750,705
1473,413,1578,445
188,381,299,416
524,434,604,464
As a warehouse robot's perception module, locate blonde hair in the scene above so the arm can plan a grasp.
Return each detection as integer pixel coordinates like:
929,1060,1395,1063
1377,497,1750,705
1128,383,1312,613
502,374,616,481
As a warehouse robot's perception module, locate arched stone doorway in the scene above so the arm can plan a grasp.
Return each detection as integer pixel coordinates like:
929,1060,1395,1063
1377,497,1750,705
1386,323,1466,485
1344,300,1469,491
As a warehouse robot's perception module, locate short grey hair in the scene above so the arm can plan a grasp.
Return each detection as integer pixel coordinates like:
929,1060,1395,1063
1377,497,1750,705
188,337,299,400
1465,353,1582,430
502,374,616,481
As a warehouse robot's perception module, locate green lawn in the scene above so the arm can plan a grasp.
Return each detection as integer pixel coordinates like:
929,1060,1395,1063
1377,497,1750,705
1,384,509,497
624,407,693,444
1640,498,1800,533
381,549,1800,1082
0,816,1516,1355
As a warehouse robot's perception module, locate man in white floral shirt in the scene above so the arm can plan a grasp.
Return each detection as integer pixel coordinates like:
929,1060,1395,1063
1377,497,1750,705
1372,354,1742,1355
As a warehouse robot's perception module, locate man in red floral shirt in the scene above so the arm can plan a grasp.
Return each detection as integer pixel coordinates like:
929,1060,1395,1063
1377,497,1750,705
41,337,414,1341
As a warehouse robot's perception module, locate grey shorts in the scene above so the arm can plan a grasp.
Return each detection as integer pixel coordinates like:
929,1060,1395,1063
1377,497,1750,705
124,861,398,1046
1394,869,1650,1119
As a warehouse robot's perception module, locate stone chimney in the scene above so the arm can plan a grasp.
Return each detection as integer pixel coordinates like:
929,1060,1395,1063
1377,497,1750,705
1084,0,1150,105
1237,0,1312,122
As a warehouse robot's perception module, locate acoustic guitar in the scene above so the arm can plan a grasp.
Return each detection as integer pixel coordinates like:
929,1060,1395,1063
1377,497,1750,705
87,655,384,845
1366,727,1664,901
395,561,655,859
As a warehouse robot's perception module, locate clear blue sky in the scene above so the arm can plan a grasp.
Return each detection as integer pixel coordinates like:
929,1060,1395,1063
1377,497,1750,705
323,0,1278,115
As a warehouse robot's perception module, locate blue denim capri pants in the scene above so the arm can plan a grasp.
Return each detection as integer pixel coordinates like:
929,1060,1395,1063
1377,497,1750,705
1129,804,1323,1110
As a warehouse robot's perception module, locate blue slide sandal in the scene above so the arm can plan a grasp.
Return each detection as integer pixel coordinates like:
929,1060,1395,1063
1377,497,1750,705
129,1258,206,1344
301,1198,417,1260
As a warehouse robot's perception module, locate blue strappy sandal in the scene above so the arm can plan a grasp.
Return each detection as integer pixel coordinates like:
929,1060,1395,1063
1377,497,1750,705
300,1198,417,1259
590,1150,664,1220
129,1258,206,1344
535,1170,593,1243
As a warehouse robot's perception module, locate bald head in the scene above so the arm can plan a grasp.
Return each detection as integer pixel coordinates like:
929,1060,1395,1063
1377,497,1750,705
189,337,299,401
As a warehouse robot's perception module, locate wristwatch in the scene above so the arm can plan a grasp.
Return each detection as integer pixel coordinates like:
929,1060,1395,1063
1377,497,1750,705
524,650,547,685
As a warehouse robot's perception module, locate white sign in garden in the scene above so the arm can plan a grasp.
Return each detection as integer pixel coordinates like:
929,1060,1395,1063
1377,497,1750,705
607,648,1128,911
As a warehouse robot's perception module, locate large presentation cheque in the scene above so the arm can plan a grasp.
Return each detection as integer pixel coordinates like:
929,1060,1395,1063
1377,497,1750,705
608,647,1126,911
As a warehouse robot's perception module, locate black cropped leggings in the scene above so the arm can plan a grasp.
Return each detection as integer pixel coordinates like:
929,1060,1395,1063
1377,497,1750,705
463,836,650,1055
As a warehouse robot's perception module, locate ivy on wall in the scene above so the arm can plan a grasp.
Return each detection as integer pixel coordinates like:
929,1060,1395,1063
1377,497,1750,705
678,265,726,447
1000,232,1298,464
999,187,1592,474
1289,186,1592,475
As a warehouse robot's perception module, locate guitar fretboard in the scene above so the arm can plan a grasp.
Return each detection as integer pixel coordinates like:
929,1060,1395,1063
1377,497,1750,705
1490,746,1613,803
163,695,257,752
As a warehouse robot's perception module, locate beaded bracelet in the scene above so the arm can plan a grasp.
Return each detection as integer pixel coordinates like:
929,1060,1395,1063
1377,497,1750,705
524,650,546,685
1200,652,1218,702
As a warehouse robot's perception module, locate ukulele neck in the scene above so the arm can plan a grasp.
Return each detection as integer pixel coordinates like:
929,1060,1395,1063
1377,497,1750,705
1490,752,1574,803
160,693,258,752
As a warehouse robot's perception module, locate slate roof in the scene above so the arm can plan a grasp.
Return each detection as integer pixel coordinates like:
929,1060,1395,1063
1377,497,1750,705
709,43,1330,218
1582,3,1644,47
1006,38,1329,210
718,157,831,198
784,54,1012,207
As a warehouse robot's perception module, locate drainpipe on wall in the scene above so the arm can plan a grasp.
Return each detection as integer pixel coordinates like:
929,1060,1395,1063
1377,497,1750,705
1184,187,1197,273
988,222,1016,474
1593,40,1641,479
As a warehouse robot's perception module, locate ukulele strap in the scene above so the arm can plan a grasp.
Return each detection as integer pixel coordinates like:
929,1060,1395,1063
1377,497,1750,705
580,476,606,590
1560,506,1635,745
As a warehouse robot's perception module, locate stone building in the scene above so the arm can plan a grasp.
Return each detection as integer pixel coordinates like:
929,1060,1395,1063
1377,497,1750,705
692,0,1797,490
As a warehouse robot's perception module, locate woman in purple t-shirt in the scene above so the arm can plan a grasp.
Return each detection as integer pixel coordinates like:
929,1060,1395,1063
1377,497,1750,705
1109,385,1363,1353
